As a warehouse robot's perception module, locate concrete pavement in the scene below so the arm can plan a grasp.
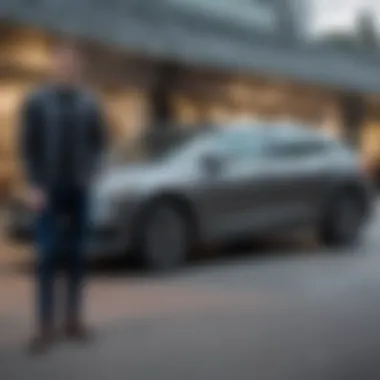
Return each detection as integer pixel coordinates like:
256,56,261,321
1,209,380,379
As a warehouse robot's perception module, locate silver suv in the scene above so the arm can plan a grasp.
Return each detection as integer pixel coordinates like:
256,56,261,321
87,122,374,270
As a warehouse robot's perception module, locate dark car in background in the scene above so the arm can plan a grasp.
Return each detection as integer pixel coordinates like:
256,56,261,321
7,121,374,270
6,199,34,240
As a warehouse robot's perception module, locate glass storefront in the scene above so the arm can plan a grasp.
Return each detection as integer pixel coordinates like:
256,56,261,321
1,23,374,198
171,69,343,132
362,98,380,169
0,24,153,197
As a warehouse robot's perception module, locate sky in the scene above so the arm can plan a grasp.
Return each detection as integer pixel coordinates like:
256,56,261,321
310,0,380,36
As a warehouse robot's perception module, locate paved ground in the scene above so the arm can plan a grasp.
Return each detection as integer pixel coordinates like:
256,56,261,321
1,206,380,380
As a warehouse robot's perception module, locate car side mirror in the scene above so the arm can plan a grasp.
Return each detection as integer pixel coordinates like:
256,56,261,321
200,154,224,175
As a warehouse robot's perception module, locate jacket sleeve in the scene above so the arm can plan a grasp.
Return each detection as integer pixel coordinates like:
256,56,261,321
20,94,43,186
90,98,108,168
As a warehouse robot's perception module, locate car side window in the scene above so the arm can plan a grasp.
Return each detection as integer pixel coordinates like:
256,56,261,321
214,130,269,162
267,137,330,159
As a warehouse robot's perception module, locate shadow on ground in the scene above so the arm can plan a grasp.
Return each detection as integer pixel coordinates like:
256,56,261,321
2,230,338,279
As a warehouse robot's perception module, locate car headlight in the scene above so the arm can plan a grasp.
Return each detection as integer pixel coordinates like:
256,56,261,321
88,190,116,226
89,187,140,226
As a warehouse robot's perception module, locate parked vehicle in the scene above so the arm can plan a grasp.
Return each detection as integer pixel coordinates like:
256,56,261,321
8,122,375,270
6,198,34,241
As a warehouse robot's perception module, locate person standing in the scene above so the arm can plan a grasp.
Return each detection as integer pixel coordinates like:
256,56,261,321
20,41,107,353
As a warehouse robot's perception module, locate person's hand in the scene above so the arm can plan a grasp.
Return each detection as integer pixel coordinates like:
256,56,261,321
26,186,45,211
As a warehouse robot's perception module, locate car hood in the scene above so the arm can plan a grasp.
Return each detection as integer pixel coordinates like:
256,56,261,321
93,162,184,196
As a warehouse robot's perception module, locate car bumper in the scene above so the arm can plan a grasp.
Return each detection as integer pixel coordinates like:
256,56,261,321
86,198,141,258
7,212,133,259
6,207,35,241
7,194,140,258
365,178,377,210
86,223,132,258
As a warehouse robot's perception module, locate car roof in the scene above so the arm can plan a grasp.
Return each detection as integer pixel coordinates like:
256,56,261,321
214,120,320,137
150,120,336,146
208,121,343,151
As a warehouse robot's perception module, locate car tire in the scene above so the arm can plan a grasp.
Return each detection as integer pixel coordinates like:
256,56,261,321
135,202,191,272
318,190,365,247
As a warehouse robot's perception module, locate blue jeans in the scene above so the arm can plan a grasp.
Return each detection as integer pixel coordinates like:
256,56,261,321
35,186,88,327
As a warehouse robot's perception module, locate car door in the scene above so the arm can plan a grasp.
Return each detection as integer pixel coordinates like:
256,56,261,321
192,127,287,240
262,133,334,226
282,138,339,223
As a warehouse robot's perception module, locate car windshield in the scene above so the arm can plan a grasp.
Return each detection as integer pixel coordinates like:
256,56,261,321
106,127,208,166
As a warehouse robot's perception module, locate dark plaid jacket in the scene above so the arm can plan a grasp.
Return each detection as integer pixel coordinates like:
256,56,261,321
20,84,107,189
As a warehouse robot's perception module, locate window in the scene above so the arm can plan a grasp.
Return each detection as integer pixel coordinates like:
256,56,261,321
165,0,278,33
214,127,269,161
268,136,331,158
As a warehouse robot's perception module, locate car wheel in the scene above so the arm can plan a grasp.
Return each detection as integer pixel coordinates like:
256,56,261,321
319,191,365,247
136,202,190,272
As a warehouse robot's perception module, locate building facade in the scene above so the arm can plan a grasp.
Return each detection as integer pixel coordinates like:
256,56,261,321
1,0,380,197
